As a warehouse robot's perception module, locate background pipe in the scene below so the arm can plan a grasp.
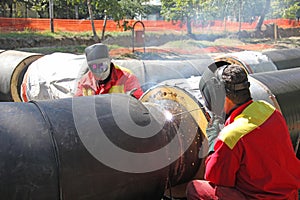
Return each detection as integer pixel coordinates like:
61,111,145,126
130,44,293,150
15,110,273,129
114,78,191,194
214,48,300,73
250,68,300,158
1,48,300,102
17,52,214,102
262,48,300,70
0,50,43,102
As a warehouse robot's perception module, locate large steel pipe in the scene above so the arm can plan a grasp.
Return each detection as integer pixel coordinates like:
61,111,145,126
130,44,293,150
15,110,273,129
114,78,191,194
0,93,203,200
214,48,300,73
0,50,43,102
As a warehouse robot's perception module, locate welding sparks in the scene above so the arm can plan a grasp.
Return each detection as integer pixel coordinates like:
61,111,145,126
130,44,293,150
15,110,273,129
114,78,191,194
164,110,174,121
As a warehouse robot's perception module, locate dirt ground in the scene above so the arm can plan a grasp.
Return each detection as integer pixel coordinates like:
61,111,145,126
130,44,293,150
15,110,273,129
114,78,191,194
4,28,299,59
108,36,300,60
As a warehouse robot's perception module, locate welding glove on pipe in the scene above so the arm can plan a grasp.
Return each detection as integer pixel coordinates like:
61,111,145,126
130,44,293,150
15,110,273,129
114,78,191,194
206,115,223,154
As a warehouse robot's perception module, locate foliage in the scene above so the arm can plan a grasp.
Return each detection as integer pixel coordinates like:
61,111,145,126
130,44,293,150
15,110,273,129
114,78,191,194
269,0,300,19
161,0,203,34
1,0,299,21
160,0,300,33
1,0,300,34
1,0,149,20
160,0,267,23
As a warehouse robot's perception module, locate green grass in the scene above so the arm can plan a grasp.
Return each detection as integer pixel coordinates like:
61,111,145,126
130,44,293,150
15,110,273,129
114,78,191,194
16,44,124,55
161,38,245,49
0,29,132,39
0,30,132,54
16,45,87,54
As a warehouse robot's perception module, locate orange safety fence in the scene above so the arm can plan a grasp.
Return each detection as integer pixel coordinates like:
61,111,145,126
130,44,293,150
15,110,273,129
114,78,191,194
0,17,299,33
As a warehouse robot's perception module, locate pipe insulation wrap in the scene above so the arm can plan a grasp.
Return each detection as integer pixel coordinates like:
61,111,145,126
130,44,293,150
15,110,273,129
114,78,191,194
0,50,43,102
214,48,300,73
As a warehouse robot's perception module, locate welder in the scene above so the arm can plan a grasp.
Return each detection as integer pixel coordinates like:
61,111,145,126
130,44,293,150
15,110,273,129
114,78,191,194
187,64,300,199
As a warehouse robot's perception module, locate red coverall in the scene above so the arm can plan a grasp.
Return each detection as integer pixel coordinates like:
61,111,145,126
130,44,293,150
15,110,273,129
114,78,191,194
187,100,300,199
75,63,143,99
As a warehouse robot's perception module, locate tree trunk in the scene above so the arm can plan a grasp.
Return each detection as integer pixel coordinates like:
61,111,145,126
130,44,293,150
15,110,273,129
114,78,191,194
49,0,54,33
101,11,107,41
255,0,271,31
186,17,192,35
9,2,13,17
25,3,28,18
238,0,242,33
75,5,79,19
87,0,99,41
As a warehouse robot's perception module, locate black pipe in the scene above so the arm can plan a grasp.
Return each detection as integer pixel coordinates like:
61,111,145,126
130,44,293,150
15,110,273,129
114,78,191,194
0,94,202,199
0,101,59,199
251,68,300,157
262,48,300,70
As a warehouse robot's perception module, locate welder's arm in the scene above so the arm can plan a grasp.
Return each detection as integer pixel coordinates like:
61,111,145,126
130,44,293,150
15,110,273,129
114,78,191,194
206,116,222,153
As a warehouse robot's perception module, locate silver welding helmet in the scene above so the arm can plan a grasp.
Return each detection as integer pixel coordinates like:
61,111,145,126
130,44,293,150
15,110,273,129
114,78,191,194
199,63,226,118
85,43,111,81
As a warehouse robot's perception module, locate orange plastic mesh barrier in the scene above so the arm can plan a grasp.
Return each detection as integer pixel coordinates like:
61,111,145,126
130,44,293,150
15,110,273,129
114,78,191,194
0,17,299,33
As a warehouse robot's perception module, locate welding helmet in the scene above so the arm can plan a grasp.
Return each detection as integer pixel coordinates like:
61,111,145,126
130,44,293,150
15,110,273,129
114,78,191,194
85,43,111,81
199,63,226,117
199,63,250,117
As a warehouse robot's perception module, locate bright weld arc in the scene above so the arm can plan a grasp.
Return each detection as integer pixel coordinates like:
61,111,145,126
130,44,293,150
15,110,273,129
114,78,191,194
164,108,204,121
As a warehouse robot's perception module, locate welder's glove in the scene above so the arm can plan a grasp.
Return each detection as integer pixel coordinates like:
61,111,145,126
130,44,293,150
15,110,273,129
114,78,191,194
206,116,222,154
126,88,137,97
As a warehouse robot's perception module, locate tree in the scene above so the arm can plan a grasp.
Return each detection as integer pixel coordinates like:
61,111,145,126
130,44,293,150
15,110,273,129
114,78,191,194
24,0,49,18
161,0,202,35
255,0,270,31
64,0,148,38
86,0,99,41
269,0,300,19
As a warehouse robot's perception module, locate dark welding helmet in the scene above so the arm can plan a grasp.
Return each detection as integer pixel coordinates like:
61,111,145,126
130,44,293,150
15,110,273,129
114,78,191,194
199,63,226,117
85,43,111,81
199,63,250,117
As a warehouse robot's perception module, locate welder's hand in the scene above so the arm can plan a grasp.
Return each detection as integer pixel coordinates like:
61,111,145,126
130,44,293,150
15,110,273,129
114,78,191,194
126,88,137,97
206,116,222,153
